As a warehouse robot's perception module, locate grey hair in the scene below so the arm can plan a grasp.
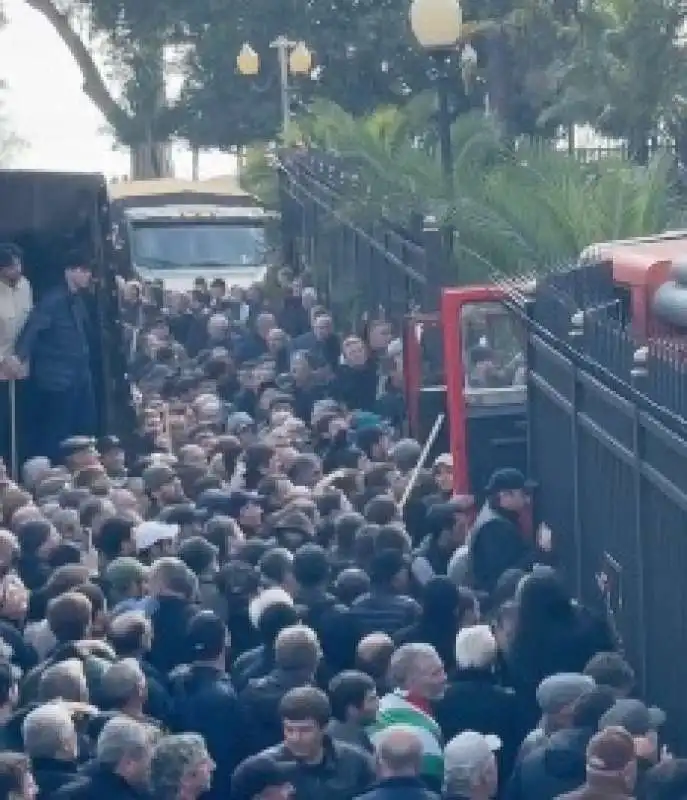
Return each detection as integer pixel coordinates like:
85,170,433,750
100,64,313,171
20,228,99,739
249,587,294,629
108,610,152,640
50,508,80,535
444,740,492,796
96,716,155,767
150,733,209,800
148,557,198,600
22,703,75,758
388,643,440,690
22,457,51,489
455,625,497,670
101,658,145,707
38,659,88,703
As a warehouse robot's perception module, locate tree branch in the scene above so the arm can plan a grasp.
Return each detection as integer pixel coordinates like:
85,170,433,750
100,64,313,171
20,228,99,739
24,0,132,135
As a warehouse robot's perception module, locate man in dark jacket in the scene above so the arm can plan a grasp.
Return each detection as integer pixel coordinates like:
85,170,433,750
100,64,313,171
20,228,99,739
410,501,473,590
23,703,79,799
53,716,154,800
334,336,378,413
349,550,420,638
15,258,96,461
356,727,438,800
292,311,341,372
468,469,537,596
239,624,320,754
326,671,378,754
232,601,300,692
232,686,374,800
145,558,198,675
505,687,617,800
169,611,250,800
292,545,353,671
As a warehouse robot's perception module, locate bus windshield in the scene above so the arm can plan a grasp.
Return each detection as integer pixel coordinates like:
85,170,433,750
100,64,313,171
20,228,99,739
131,222,267,269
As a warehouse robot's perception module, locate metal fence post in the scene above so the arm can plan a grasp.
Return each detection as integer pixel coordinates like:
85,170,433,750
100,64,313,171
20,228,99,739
422,218,453,310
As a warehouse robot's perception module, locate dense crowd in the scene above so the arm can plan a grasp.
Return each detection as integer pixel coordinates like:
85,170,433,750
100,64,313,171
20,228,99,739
0,256,684,800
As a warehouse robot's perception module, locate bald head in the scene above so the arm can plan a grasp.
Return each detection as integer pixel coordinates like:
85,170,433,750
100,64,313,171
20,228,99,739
376,726,423,777
356,632,394,684
357,632,393,658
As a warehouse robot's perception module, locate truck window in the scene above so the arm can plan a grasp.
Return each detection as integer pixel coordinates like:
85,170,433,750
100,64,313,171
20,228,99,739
460,302,526,393
131,221,267,269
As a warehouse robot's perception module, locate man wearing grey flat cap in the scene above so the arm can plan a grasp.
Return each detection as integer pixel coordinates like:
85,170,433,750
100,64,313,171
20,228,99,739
518,673,596,762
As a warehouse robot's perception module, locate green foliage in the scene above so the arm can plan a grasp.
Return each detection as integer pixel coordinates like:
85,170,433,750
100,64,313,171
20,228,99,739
542,0,687,160
240,146,279,208
174,0,448,147
25,0,687,164
286,101,682,279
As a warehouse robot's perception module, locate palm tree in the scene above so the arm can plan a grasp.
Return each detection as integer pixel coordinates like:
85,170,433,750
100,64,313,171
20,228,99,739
242,100,682,282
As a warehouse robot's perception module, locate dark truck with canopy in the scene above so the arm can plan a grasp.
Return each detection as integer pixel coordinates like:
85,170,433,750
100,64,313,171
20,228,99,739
0,170,133,468
109,177,278,291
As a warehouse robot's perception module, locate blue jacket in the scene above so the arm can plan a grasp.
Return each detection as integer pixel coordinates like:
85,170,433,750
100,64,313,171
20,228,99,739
15,285,91,391
355,776,440,800
169,664,250,800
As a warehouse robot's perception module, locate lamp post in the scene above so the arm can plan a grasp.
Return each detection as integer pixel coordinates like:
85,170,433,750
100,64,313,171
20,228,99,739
409,0,463,198
236,38,313,138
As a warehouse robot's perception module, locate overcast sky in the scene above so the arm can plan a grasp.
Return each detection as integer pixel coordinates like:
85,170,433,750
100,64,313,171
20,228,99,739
0,0,235,178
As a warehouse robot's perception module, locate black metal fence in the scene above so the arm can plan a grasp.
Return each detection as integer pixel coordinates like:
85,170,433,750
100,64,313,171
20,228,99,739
279,146,687,747
528,274,687,753
277,148,448,328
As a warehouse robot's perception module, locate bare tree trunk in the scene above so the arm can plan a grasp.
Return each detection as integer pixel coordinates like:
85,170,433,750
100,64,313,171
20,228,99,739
128,41,173,180
129,140,174,179
191,147,200,180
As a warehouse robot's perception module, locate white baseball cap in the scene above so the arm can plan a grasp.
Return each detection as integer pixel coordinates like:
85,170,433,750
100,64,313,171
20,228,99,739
134,521,179,552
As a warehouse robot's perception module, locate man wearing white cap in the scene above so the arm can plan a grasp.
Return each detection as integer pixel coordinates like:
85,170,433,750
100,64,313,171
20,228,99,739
134,520,178,564
444,731,501,800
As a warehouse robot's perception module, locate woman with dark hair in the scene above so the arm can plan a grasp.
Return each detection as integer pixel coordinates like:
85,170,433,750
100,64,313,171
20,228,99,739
393,578,479,672
243,443,275,491
505,567,617,729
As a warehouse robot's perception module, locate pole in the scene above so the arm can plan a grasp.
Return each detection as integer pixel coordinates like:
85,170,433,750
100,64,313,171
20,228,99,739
399,413,445,510
271,36,292,138
9,380,17,481
434,52,453,199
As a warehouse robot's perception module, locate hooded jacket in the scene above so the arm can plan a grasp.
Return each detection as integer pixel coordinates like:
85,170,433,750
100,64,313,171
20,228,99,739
505,727,593,800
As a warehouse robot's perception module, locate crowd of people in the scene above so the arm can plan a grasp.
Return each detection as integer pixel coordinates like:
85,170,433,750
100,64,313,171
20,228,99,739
0,253,683,800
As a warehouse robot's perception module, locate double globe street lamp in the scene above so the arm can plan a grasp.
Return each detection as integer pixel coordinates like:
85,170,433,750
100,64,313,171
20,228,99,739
236,38,313,137
409,0,465,197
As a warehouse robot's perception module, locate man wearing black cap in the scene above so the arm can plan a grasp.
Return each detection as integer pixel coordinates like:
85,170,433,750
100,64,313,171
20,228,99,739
231,756,295,800
97,435,126,480
15,256,95,461
467,468,538,596
411,497,474,588
169,611,250,800
59,436,99,473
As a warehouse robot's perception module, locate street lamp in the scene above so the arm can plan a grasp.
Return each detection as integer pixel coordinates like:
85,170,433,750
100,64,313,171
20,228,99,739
289,42,313,76
410,0,463,197
237,37,313,137
236,43,259,76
